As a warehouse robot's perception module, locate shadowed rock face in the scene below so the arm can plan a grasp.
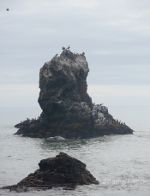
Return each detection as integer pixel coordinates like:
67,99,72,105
15,48,133,138
38,49,92,125
2,152,99,191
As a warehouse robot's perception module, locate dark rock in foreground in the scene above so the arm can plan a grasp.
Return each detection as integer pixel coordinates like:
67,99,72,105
2,152,99,191
15,48,133,138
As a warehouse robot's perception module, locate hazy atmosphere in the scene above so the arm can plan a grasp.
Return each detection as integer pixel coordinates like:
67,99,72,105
1,1,150,196
1,0,150,131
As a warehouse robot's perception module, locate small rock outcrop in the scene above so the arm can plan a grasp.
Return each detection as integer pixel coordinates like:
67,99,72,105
15,48,133,138
2,152,99,191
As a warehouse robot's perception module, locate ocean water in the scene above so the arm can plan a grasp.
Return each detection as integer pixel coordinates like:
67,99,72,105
1,0,150,195
0,106,150,196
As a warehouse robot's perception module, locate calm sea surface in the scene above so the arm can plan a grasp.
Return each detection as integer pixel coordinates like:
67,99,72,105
1,0,150,195
0,106,150,196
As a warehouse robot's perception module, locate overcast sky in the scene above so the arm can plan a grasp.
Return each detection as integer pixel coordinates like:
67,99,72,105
0,0,150,130
1,0,150,85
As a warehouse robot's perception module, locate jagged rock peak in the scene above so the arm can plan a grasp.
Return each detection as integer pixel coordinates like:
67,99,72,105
44,47,89,74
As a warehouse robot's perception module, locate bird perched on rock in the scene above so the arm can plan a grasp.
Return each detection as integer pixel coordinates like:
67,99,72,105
67,45,70,50
62,47,65,50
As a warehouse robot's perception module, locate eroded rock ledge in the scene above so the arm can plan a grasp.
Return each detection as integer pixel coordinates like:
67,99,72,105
15,48,133,138
2,152,99,191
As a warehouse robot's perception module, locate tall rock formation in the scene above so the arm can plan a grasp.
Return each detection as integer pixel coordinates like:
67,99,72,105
15,48,133,138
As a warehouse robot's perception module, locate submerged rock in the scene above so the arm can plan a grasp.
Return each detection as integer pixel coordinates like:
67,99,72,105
15,48,133,138
2,152,99,191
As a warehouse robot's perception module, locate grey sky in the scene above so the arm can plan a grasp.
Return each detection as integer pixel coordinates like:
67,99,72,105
1,0,150,85
1,0,150,131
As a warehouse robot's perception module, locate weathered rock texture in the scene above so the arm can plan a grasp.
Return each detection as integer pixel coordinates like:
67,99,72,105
15,48,133,138
2,152,99,191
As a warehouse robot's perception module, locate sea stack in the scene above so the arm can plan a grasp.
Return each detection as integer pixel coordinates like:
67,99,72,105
15,48,133,138
2,152,99,191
